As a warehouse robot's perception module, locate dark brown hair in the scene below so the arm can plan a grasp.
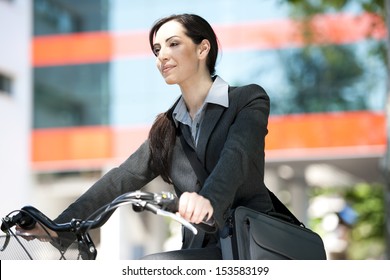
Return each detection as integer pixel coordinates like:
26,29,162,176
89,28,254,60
148,14,219,183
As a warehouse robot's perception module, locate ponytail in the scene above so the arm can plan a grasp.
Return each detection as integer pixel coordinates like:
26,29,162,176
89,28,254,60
148,109,177,184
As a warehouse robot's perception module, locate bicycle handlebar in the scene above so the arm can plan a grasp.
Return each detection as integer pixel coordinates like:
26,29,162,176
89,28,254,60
2,191,197,235
1,191,199,260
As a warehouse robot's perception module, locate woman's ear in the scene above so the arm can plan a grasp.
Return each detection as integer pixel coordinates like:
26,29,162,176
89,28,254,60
198,39,211,59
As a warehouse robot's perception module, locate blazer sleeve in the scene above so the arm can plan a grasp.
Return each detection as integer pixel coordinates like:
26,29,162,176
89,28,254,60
54,140,156,224
199,84,270,229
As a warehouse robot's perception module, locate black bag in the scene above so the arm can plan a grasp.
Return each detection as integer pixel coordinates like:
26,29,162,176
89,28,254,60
220,206,327,260
179,130,327,260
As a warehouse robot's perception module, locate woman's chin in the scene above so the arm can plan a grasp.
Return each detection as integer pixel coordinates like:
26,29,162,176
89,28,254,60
164,78,177,85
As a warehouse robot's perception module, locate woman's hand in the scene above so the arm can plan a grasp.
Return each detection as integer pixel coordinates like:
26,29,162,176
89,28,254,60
16,223,58,242
178,192,214,224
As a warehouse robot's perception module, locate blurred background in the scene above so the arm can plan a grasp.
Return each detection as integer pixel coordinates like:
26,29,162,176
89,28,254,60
0,0,389,260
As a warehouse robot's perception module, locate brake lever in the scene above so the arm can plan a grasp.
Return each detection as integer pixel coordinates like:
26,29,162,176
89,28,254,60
1,210,36,252
0,218,10,252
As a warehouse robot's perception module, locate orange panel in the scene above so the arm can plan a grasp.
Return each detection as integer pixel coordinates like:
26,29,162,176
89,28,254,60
33,32,113,66
31,112,386,171
32,12,386,67
112,126,149,158
266,111,386,149
300,12,385,45
213,19,303,50
32,126,113,162
112,31,151,59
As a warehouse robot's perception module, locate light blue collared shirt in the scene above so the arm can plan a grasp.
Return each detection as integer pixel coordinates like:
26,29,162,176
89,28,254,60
173,76,229,146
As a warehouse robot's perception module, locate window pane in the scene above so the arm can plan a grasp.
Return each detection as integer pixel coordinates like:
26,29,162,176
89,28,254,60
33,0,108,35
0,73,12,96
34,64,109,128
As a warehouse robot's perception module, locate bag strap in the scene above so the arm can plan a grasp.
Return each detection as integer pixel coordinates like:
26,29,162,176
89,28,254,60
179,128,208,185
178,126,216,248
267,190,304,226
179,129,304,227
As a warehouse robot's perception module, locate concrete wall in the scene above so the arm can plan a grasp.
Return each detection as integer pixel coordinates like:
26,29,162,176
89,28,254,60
0,0,32,215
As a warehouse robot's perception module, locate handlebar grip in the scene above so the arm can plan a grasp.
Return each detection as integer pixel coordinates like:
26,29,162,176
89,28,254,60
1,209,36,232
15,211,36,230
20,206,54,229
6,206,73,232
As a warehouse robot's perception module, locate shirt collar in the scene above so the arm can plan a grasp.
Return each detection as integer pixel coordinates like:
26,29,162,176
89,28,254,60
172,76,229,127
204,76,229,107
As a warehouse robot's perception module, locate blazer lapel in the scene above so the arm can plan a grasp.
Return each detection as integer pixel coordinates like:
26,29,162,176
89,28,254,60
196,103,226,164
179,122,195,150
177,86,235,166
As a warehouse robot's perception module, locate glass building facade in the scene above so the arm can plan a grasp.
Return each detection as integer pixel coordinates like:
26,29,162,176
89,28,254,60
33,0,386,129
29,0,388,260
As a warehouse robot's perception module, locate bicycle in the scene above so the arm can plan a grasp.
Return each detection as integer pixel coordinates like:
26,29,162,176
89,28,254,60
0,191,198,260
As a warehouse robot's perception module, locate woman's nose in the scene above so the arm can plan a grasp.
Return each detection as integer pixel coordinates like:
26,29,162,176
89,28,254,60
157,46,168,61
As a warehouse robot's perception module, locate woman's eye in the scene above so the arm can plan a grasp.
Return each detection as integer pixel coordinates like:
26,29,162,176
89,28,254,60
170,42,179,47
153,47,160,56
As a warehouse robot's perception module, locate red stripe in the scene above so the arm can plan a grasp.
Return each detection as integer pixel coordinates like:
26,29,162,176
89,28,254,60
32,12,386,67
31,111,386,171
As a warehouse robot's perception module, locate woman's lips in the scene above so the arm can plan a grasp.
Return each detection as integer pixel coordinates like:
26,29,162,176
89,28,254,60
162,64,175,74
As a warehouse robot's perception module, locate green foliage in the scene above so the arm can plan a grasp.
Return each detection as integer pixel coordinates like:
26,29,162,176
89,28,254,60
281,0,385,18
345,183,385,259
268,0,387,115
310,183,386,259
279,0,386,59
276,45,367,114
279,0,388,260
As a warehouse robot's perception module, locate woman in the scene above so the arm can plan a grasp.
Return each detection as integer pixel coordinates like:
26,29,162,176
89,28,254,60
18,13,274,260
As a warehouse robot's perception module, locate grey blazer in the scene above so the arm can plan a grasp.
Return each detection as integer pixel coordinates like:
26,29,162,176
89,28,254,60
54,83,274,247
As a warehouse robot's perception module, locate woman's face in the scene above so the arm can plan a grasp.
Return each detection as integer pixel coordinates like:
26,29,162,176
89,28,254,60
153,20,206,85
